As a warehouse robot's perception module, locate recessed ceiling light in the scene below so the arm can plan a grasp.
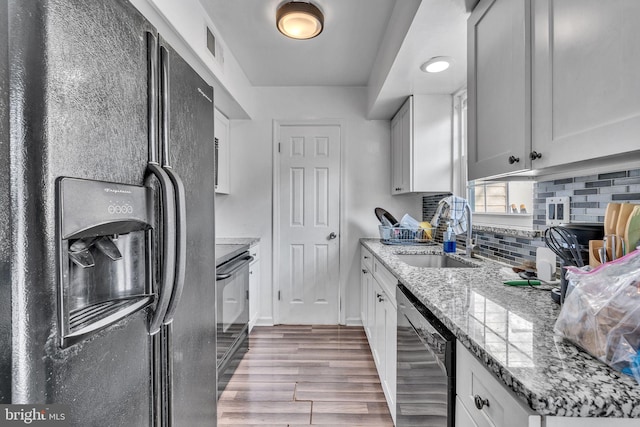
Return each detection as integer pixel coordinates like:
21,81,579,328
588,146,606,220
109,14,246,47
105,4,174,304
420,57,451,73
276,2,324,40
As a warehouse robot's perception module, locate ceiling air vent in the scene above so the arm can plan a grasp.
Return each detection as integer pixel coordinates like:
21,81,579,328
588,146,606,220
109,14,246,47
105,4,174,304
206,26,224,65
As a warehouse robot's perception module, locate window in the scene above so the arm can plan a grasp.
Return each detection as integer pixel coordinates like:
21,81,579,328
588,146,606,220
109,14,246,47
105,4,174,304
470,182,507,213
468,181,533,214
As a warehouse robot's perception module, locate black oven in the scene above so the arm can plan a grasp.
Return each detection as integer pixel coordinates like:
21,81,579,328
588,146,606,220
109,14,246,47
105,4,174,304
397,284,456,427
216,250,252,397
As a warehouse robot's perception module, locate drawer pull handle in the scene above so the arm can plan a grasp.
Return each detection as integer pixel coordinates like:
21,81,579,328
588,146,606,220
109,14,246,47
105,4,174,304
474,395,490,410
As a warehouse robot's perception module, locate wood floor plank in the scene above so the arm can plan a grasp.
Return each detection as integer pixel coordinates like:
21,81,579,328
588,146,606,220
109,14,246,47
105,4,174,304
311,412,394,426
217,325,393,426
295,390,387,402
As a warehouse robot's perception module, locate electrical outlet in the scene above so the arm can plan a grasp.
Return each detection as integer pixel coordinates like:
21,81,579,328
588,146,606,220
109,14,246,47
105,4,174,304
546,196,570,225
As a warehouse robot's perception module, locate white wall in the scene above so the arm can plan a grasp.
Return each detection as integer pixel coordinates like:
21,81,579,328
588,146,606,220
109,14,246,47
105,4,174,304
129,0,255,119
215,87,422,325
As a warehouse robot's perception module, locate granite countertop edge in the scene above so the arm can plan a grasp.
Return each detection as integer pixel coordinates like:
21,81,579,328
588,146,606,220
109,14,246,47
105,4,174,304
216,237,261,246
360,238,640,418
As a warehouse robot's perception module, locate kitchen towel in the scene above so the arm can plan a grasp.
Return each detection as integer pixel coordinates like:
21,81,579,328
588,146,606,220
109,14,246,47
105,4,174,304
430,195,469,234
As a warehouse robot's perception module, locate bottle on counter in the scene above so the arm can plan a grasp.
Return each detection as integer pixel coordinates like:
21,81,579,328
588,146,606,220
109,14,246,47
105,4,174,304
443,221,456,253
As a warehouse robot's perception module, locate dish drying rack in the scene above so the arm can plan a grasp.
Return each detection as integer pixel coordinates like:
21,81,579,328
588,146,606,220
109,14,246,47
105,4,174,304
378,225,435,245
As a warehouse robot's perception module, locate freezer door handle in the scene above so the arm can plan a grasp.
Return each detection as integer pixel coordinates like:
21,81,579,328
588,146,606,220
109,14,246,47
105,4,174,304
146,163,177,335
162,166,186,325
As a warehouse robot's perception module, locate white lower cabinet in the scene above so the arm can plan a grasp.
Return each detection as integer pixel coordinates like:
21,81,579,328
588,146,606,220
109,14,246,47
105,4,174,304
360,245,396,424
361,247,374,341
456,342,639,427
456,341,539,427
248,243,260,332
382,289,396,421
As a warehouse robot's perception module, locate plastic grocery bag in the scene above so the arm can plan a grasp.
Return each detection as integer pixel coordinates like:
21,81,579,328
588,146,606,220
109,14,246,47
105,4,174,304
554,249,640,384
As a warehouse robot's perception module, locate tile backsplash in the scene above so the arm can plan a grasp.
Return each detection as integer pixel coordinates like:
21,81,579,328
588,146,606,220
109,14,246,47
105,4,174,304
533,168,640,229
422,167,640,266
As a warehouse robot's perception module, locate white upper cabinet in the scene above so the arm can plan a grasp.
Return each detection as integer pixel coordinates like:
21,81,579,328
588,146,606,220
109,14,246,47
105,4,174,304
214,108,230,194
467,0,531,181
391,95,453,194
468,0,640,181
531,0,640,169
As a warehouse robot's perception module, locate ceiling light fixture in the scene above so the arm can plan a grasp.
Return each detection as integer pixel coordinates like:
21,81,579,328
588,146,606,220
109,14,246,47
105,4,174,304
420,57,451,73
276,1,324,40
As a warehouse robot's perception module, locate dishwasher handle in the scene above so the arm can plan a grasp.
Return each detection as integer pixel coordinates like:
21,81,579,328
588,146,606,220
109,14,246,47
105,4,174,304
216,255,254,281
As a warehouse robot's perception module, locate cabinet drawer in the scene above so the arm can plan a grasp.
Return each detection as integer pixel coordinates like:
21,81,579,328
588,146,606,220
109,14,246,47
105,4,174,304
249,243,260,262
373,258,397,307
361,246,373,270
456,341,534,427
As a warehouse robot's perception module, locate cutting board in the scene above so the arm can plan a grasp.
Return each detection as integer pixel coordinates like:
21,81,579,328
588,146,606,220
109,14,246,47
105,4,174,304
604,202,621,235
616,203,636,237
625,205,640,251
588,240,604,268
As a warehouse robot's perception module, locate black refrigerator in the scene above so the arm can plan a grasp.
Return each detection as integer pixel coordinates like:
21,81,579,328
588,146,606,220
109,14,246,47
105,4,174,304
0,0,217,426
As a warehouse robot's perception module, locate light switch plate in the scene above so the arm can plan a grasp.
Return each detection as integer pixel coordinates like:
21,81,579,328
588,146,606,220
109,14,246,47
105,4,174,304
546,196,570,225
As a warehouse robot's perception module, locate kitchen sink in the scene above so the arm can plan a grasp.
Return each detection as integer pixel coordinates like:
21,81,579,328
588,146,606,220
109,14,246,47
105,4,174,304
396,253,478,269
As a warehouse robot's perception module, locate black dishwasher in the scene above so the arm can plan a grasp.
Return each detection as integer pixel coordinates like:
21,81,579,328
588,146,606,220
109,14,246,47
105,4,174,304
396,284,455,427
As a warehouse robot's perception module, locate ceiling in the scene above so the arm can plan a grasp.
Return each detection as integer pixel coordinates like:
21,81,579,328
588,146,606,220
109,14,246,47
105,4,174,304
199,0,472,117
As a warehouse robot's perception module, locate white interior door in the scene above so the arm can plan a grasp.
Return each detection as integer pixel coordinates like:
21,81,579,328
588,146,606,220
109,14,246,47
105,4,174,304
277,124,341,324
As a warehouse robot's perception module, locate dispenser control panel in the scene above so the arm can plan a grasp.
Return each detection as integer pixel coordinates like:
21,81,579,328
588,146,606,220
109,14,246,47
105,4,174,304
57,177,153,239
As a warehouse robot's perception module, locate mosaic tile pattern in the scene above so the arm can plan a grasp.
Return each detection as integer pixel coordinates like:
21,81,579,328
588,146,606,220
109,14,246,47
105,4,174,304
534,168,640,229
361,239,640,418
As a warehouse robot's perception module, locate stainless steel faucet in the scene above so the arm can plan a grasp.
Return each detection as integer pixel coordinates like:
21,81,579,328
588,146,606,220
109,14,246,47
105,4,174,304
431,197,475,258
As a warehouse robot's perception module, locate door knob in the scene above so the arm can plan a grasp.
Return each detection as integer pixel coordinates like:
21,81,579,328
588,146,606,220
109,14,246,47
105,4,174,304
530,151,542,160
508,155,520,164
328,232,337,240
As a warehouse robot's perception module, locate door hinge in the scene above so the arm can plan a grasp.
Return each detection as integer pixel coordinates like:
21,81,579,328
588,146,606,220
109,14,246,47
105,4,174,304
278,290,281,300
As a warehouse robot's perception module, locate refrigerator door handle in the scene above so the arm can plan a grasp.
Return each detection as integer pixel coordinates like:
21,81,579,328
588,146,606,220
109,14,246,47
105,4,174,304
157,44,187,326
146,163,177,335
162,167,186,325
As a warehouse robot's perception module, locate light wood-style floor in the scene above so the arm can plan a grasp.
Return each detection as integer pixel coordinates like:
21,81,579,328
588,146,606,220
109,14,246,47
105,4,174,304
217,325,394,426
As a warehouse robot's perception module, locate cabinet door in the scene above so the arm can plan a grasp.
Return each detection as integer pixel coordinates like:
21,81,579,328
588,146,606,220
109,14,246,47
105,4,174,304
248,258,260,332
468,0,531,180
214,108,230,194
360,266,371,339
383,296,397,423
532,0,640,168
391,97,411,194
455,396,479,427
372,280,386,370
457,341,534,427
366,271,376,343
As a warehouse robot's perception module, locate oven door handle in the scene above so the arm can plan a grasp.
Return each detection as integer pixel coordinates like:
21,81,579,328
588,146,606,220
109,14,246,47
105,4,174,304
216,255,254,281
403,313,450,376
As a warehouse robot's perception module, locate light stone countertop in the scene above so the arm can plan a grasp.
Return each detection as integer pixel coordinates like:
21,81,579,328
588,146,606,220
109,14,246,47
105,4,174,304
361,238,640,418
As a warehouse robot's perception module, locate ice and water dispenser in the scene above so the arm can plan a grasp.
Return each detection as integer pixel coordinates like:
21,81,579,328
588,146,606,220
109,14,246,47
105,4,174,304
57,177,155,347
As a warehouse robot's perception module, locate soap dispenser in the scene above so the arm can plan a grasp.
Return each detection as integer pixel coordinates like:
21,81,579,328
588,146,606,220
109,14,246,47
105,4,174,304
443,221,456,253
